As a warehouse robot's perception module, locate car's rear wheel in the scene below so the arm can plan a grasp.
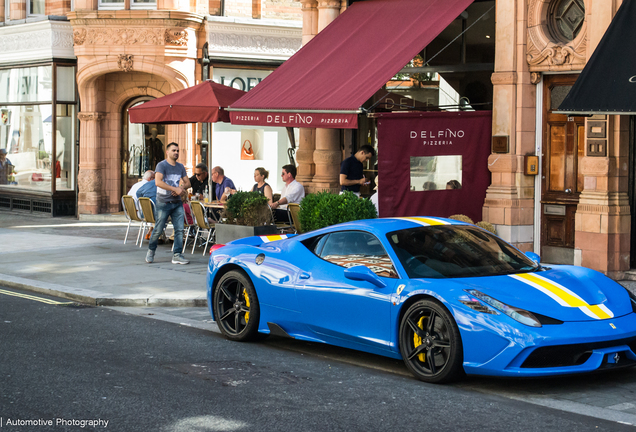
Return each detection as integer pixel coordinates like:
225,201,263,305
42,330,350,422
213,270,260,341
399,299,463,383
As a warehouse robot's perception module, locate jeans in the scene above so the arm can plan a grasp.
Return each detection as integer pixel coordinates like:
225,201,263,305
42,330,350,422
149,201,185,254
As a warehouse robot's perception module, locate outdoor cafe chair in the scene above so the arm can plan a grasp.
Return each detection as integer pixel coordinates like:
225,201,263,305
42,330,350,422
173,201,193,253
269,205,293,234
122,195,144,245
288,203,303,234
190,201,215,255
138,197,159,248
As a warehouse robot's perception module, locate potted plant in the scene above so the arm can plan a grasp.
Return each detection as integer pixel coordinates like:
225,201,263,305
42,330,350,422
216,191,278,244
299,191,377,232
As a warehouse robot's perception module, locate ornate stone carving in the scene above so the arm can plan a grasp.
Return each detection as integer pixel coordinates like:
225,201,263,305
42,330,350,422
78,28,164,46
530,72,542,85
77,112,106,122
527,44,585,67
117,55,134,72
526,0,587,71
73,28,87,46
165,29,188,46
78,169,102,193
0,21,74,56
209,32,300,56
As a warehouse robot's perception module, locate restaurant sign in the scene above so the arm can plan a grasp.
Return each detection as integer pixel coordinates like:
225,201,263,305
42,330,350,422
230,111,359,129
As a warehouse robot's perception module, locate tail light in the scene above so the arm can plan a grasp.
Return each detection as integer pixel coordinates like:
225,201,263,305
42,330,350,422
209,244,225,254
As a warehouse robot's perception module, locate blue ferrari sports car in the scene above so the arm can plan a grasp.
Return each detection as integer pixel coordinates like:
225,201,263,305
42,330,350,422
206,217,636,383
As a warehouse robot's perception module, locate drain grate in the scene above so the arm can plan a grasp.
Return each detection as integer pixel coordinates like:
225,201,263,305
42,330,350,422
163,361,311,386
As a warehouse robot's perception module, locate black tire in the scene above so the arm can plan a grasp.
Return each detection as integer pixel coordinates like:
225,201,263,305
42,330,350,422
213,270,261,341
399,299,464,383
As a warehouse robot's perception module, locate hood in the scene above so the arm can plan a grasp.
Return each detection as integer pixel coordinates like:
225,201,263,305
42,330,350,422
447,266,632,322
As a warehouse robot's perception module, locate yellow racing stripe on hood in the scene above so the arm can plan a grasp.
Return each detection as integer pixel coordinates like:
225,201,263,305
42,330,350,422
510,273,614,320
394,217,450,226
259,234,288,243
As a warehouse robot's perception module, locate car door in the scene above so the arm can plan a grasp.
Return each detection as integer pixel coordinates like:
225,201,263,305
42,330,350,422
296,230,398,353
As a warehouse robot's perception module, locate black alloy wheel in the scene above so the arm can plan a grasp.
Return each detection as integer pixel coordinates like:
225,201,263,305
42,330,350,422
399,299,464,383
213,270,260,341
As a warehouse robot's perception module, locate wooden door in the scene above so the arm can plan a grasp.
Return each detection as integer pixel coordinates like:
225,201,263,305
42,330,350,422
541,75,585,264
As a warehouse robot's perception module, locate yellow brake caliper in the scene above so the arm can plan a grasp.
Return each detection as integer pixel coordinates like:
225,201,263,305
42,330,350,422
243,288,250,323
413,316,426,362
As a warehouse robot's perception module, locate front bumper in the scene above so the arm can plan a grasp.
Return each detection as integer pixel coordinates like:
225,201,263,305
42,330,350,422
462,311,636,377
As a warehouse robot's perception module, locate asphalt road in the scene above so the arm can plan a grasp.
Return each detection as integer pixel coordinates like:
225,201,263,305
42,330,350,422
1,288,633,432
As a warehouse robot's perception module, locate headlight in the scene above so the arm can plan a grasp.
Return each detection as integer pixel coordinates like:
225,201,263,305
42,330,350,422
465,289,542,327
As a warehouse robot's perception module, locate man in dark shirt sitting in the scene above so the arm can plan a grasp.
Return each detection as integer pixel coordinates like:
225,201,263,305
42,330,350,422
339,144,375,197
189,163,213,199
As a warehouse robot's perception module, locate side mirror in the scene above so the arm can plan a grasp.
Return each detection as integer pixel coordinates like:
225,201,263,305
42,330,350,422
344,265,387,288
525,251,541,265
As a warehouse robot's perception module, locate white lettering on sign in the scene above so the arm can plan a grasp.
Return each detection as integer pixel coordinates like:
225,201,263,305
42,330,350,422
234,115,261,122
410,129,465,140
629,76,636,83
266,114,314,125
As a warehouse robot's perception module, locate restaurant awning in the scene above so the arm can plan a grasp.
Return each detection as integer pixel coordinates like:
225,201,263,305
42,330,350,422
128,80,246,124
557,0,636,115
229,0,474,129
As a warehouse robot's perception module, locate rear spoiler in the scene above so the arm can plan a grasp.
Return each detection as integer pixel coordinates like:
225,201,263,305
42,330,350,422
227,234,296,247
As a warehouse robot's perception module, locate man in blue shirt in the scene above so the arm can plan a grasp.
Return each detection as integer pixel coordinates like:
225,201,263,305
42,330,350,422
145,142,190,265
339,144,375,197
212,166,236,202
136,179,156,218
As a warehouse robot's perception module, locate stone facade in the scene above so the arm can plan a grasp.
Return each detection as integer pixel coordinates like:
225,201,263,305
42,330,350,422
1,0,301,215
484,0,630,276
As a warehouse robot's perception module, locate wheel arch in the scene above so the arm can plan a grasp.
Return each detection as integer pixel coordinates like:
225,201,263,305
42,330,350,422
209,263,252,320
395,294,460,352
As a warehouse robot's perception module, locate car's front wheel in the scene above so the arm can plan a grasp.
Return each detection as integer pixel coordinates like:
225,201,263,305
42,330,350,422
399,299,464,383
213,270,260,341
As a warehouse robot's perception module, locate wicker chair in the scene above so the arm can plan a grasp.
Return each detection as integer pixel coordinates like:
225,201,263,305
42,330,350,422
122,195,144,245
288,202,302,234
138,197,157,248
190,201,215,255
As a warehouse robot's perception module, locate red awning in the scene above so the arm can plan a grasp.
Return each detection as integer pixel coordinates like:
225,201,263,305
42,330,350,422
229,0,474,129
129,80,246,124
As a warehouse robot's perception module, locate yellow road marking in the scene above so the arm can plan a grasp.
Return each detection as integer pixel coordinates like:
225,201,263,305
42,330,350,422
0,289,74,305
510,273,614,320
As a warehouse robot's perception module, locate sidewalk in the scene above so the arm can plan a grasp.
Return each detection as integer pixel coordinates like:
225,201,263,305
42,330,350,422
1,211,636,308
0,212,209,307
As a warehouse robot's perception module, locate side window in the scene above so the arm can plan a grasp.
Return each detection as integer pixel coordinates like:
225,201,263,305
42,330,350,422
319,231,398,278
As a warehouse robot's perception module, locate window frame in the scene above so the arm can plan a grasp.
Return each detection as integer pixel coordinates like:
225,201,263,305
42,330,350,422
303,230,399,279
27,0,46,16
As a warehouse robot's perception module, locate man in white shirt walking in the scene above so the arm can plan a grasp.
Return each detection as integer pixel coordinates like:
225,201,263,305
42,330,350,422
270,164,305,222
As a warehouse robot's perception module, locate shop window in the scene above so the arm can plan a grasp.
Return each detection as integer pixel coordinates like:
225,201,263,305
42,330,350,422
410,155,462,192
56,66,76,102
0,105,54,189
55,104,75,190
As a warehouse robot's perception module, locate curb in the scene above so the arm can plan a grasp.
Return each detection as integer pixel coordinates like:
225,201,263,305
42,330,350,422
0,273,207,307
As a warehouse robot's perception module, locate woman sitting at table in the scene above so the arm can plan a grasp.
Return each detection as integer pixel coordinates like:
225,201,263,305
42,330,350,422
252,167,273,205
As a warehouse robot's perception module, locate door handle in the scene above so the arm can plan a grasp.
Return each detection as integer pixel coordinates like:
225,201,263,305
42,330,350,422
299,272,310,280
565,188,572,194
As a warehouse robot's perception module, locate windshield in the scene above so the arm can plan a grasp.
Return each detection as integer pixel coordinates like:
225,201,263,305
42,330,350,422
387,225,539,279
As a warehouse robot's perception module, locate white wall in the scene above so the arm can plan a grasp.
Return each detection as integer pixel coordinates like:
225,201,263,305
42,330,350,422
211,121,292,194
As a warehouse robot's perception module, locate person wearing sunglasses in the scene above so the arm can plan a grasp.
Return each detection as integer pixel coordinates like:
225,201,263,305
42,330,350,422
189,163,211,200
